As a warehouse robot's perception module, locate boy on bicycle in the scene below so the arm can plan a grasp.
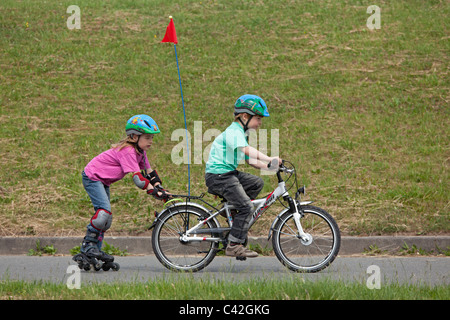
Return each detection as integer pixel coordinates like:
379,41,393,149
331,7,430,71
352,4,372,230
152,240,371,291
205,94,282,258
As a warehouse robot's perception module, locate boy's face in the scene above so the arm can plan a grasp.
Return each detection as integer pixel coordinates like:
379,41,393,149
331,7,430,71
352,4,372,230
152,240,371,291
246,115,263,130
135,133,154,151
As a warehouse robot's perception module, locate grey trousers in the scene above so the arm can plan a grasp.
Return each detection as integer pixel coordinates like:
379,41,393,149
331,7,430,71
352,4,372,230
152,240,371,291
205,170,264,243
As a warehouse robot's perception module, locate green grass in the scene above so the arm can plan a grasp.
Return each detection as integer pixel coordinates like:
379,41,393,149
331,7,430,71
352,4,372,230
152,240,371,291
0,0,448,237
1,277,448,300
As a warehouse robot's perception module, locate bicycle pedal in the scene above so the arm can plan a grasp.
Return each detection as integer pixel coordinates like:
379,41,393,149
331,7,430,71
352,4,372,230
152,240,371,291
235,256,247,261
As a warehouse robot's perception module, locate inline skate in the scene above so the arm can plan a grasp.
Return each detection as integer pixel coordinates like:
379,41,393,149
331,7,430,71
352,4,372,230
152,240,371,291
72,251,120,271
73,232,120,271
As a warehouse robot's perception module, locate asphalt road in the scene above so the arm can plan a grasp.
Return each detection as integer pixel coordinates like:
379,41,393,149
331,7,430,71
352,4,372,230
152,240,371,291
0,255,448,288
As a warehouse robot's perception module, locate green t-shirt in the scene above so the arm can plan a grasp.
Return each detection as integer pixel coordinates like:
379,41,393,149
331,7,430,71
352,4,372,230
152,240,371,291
205,122,249,174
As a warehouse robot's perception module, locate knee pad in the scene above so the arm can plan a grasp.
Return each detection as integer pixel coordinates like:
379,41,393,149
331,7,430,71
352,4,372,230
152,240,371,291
90,208,112,232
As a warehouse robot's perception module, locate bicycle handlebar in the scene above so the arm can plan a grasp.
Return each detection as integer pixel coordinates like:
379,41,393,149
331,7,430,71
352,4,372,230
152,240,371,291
267,158,279,169
268,159,295,174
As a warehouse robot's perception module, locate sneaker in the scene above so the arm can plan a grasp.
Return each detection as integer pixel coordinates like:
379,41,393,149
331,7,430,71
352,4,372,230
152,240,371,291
225,244,258,258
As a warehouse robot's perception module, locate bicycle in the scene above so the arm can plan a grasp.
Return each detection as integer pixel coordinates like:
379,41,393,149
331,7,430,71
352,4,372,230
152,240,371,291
150,160,341,273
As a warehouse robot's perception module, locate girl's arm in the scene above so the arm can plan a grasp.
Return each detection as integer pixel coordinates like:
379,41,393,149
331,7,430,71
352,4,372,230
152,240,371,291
132,169,161,191
145,169,161,187
133,170,171,200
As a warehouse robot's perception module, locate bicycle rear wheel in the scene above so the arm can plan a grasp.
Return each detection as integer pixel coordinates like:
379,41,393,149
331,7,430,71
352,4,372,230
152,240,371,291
152,205,219,272
272,205,340,273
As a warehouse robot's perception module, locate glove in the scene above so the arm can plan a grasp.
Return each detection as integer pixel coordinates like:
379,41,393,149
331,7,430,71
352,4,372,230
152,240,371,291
147,184,171,202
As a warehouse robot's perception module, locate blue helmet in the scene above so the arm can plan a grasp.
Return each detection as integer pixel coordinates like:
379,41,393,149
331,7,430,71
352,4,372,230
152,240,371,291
234,94,270,117
125,115,160,136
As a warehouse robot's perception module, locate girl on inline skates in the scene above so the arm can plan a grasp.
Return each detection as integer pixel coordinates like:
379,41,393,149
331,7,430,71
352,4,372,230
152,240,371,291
73,114,171,271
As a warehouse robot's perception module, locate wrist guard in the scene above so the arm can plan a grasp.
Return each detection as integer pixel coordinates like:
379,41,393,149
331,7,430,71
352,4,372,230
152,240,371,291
148,170,162,186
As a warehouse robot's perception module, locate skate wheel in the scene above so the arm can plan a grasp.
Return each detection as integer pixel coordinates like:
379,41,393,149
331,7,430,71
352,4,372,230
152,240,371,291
102,264,111,271
75,260,84,270
236,256,247,261
101,262,119,271
73,254,92,271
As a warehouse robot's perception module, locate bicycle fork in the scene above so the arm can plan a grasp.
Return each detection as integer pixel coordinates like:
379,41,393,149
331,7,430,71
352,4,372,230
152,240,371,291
270,197,313,244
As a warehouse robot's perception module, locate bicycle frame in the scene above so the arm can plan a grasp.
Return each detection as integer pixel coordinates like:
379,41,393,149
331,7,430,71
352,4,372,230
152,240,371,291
177,178,312,244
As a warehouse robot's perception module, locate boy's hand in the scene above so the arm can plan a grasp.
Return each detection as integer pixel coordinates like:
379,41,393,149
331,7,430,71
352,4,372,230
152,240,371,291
274,157,283,166
267,157,283,169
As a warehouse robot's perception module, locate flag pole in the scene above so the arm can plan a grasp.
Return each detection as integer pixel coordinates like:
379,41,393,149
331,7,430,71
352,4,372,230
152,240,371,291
173,41,191,196
162,16,190,196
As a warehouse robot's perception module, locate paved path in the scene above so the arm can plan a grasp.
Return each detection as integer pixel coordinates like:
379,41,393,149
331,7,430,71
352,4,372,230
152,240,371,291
1,236,449,255
0,255,448,287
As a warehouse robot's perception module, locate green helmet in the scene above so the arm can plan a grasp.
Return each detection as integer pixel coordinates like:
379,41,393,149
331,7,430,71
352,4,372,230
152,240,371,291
125,115,160,136
234,94,270,117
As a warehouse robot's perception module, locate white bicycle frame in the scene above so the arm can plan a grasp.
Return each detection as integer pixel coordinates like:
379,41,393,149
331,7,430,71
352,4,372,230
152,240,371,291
179,180,312,244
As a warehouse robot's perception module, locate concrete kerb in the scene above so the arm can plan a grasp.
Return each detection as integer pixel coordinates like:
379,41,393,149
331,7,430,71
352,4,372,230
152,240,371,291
0,236,449,256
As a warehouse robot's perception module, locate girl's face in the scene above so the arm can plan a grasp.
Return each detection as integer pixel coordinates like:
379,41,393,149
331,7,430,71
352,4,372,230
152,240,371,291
244,115,263,131
135,133,154,151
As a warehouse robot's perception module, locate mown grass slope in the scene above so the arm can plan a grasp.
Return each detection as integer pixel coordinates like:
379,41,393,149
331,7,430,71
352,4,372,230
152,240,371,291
0,0,448,237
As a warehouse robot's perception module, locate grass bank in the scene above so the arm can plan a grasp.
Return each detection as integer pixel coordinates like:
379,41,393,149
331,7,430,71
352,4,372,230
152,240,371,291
0,0,448,237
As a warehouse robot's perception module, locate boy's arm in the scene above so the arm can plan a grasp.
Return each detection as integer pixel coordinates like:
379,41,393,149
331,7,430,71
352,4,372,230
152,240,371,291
241,146,271,162
245,158,269,170
241,146,282,169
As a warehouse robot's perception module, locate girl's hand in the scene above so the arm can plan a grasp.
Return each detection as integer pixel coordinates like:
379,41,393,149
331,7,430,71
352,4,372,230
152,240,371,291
147,185,172,201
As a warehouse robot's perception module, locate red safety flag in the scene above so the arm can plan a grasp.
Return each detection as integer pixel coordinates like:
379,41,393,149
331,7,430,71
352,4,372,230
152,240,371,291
160,16,190,194
161,18,178,44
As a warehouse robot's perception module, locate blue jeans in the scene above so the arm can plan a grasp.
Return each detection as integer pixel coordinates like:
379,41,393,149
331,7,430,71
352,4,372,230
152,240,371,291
82,171,111,250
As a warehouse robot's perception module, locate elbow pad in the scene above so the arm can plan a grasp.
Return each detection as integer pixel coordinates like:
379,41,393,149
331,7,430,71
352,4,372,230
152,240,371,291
132,172,150,190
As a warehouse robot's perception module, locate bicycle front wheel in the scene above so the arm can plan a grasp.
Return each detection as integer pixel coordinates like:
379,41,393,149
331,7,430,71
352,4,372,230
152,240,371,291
152,205,219,272
272,205,340,273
